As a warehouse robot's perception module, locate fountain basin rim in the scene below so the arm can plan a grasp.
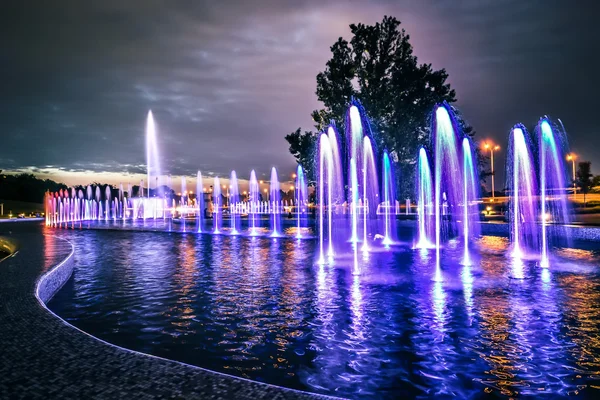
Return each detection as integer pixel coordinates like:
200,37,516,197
35,233,341,399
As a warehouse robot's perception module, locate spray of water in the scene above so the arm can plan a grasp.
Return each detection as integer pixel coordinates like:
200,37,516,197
416,148,434,248
270,167,281,237
196,171,204,232
230,171,240,234
213,177,221,234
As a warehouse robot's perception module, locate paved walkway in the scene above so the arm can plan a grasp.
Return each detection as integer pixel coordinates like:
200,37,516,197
0,222,332,399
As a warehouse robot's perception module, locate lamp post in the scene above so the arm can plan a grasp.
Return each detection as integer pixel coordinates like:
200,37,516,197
567,153,577,199
484,142,500,199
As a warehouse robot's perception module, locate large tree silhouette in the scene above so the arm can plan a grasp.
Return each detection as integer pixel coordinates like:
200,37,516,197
286,16,479,195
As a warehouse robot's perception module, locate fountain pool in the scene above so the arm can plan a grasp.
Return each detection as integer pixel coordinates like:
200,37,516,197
42,101,600,398
47,227,600,398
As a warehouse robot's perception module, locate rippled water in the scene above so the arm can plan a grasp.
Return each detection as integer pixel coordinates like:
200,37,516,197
48,225,600,398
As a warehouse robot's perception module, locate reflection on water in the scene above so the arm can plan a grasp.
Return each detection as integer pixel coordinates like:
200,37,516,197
48,230,600,398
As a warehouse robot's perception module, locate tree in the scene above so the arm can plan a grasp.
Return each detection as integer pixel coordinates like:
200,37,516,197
286,16,466,197
0,173,68,203
284,128,318,184
591,174,600,189
451,106,489,185
577,161,593,206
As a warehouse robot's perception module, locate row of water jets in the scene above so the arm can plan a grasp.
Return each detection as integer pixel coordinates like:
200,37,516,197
415,104,571,276
45,165,312,237
46,101,571,273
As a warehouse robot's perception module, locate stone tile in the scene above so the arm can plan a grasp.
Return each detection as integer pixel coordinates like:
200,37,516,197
0,222,337,399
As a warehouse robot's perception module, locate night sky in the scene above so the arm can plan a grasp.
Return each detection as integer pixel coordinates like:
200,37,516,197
1,1,598,187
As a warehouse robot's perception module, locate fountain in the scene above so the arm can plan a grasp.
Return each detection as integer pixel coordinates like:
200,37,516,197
269,167,281,237
507,125,538,258
350,157,359,245
416,148,434,248
318,132,334,263
314,100,399,265
295,165,308,239
381,151,396,246
213,177,222,234
461,137,479,265
196,171,204,232
537,118,571,267
42,102,575,276
249,170,260,235
230,171,240,234
146,111,161,198
362,136,378,251
432,105,464,267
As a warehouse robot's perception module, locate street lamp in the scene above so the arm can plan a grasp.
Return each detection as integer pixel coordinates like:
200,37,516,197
567,153,577,199
483,142,500,199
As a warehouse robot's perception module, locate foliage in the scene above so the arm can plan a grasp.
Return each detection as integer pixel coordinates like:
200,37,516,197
451,106,489,187
0,172,138,203
285,16,479,197
284,128,318,185
577,161,593,206
0,173,67,203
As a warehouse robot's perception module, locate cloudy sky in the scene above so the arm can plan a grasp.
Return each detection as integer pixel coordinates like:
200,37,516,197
1,0,598,187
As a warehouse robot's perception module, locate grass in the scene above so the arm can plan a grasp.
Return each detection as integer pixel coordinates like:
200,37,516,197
0,199,44,218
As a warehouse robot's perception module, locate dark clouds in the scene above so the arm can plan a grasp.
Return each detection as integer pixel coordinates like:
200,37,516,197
1,0,599,185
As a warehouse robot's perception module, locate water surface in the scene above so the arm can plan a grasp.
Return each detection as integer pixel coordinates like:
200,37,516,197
48,227,600,398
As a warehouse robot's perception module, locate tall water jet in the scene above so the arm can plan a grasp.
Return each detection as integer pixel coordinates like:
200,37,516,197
324,125,345,244
105,186,111,221
181,177,187,232
381,151,396,246
362,136,378,251
230,170,240,234
327,126,344,208
181,177,187,206
249,170,260,235
196,171,204,232
416,148,434,248
295,165,308,239
433,105,463,262
462,137,480,265
538,119,571,268
350,158,359,246
507,125,538,257
269,167,281,237
95,186,101,220
213,177,222,234
318,133,334,263
347,106,363,177
118,184,124,219
146,111,161,198
346,105,364,244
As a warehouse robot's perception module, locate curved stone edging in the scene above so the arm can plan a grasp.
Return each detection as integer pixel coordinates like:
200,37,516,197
36,235,75,303
0,235,19,259
33,233,340,400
